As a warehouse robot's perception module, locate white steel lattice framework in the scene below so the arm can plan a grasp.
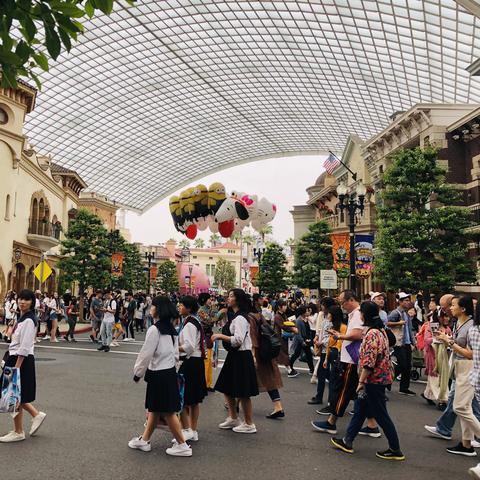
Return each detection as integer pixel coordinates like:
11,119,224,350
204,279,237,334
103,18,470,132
24,0,480,212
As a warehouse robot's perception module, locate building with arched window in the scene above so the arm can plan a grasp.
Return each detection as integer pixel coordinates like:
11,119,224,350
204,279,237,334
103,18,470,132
0,82,87,299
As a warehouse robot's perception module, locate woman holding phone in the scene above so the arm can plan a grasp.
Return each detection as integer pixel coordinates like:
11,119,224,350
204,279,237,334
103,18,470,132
0,289,46,443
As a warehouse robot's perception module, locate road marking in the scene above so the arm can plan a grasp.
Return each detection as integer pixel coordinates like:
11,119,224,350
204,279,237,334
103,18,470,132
34,345,138,356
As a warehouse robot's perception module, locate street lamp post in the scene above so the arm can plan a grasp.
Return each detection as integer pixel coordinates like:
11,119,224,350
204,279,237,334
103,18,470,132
180,247,191,294
145,251,155,294
253,245,266,293
188,264,194,294
337,181,366,293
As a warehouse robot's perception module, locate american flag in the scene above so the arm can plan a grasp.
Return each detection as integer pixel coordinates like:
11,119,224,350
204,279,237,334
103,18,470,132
323,152,340,174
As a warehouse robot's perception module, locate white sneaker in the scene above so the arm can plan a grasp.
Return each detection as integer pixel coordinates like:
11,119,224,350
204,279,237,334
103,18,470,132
128,436,151,452
0,431,25,443
111,341,119,347
469,464,480,479
36,338,42,343
172,429,198,443
51,338,60,343
424,425,452,440
232,423,257,434
43,335,50,340
473,440,480,449
166,442,192,457
219,417,241,430
30,412,46,436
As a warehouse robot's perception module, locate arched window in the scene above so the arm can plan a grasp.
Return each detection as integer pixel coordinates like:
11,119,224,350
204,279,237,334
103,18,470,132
4,194,10,220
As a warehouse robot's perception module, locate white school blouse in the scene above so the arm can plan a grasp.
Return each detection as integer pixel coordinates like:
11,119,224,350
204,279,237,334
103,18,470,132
179,321,202,358
134,325,179,378
9,318,36,357
230,315,252,351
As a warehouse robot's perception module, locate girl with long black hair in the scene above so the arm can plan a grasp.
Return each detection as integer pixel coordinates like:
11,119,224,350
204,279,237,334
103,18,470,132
0,289,46,443
212,288,259,433
129,296,191,457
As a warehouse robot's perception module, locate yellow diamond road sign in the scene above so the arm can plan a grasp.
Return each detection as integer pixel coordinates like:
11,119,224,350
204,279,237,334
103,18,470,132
33,261,52,283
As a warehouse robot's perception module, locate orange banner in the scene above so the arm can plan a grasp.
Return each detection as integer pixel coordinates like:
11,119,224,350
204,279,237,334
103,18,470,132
111,252,124,277
150,265,158,281
331,233,350,279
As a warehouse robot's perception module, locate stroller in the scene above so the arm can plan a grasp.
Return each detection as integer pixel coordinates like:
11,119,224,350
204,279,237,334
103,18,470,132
410,347,425,381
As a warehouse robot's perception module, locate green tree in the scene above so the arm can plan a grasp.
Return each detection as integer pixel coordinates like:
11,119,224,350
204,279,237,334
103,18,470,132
156,260,179,293
209,233,220,247
259,224,273,241
375,146,475,292
230,231,242,245
178,239,190,249
193,238,205,248
0,0,135,89
57,208,109,318
214,257,237,291
257,242,288,294
119,243,146,291
293,220,332,289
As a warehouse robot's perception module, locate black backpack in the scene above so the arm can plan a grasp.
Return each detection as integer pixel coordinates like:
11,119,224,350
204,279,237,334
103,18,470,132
258,320,282,361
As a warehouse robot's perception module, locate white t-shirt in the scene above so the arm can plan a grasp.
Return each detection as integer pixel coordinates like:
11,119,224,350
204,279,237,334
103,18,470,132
134,303,144,320
340,307,364,364
308,312,318,331
103,299,116,323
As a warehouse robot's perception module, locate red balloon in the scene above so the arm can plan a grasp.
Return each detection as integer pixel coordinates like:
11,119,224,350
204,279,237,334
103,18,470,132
186,224,197,239
218,220,234,238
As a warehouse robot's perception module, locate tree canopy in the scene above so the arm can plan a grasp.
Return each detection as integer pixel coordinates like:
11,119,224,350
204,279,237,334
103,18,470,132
214,257,236,291
156,260,179,294
293,220,332,289
257,242,288,295
375,146,475,292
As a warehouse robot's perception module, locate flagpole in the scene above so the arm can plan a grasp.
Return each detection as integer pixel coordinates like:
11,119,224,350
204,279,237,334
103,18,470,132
328,151,357,181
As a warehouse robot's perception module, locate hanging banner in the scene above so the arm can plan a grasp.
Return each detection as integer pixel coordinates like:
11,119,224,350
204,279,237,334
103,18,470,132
111,252,124,277
355,234,374,278
149,265,158,281
331,233,350,279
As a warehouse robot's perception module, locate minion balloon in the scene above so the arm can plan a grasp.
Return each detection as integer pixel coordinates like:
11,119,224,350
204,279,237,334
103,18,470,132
207,182,226,214
179,188,196,221
192,184,209,220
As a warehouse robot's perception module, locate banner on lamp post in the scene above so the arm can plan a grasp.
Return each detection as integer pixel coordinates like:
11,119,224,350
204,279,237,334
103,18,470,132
355,234,374,278
111,252,124,277
149,265,158,281
331,234,350,279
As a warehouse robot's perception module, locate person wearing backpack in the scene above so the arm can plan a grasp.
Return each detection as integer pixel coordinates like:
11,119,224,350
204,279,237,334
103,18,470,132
176,296,208,443
248,301,285,419
211,289,259,433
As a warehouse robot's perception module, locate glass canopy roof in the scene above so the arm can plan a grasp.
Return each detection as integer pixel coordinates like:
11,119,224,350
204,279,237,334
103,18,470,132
24,0,480,211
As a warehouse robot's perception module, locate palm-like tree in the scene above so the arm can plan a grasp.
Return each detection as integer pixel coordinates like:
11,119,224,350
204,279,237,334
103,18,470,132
209,233,220,247
230,231,242,245
259,224,273,241
194,238,205,248
178,239,191,249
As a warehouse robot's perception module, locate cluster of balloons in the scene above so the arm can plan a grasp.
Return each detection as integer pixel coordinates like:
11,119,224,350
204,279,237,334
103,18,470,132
169,183,277,239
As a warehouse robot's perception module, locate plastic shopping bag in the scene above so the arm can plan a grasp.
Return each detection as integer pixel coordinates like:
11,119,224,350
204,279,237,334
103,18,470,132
0,367,21,413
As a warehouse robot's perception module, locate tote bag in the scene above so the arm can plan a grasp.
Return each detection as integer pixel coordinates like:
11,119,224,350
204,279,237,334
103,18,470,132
0,367,21,414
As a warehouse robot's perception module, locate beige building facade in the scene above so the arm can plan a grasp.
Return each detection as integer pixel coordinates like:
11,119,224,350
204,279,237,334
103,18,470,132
0,82,87,299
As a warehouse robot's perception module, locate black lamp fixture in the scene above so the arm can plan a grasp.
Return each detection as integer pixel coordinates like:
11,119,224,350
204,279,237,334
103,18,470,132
336,181,367,293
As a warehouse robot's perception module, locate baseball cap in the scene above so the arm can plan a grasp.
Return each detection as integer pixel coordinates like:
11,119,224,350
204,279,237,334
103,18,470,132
370,292,385,301
398,292,410,300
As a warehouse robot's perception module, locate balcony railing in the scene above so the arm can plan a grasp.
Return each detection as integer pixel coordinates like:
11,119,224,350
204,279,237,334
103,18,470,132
28,219,61,239
470,205,480,227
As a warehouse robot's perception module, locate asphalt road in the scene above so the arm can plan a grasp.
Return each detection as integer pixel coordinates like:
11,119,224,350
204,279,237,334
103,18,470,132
0,335,475,480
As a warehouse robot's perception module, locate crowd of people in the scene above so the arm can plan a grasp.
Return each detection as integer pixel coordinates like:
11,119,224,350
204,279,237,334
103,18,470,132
3,286,480,477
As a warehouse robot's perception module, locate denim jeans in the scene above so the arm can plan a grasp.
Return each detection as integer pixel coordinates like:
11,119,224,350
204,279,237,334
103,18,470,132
346,383,400,451
436,379,480,436
100,320,113,346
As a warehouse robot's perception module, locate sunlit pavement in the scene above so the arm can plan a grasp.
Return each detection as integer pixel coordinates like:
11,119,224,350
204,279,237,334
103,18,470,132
0,335,474,480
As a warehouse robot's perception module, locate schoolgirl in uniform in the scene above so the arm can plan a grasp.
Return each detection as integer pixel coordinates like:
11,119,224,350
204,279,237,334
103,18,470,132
0,289,46,443
129,296,191,457
177,296,208,442
212,289,259,433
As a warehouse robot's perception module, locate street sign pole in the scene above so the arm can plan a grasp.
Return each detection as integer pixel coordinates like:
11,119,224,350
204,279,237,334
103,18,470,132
39,252,45,291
